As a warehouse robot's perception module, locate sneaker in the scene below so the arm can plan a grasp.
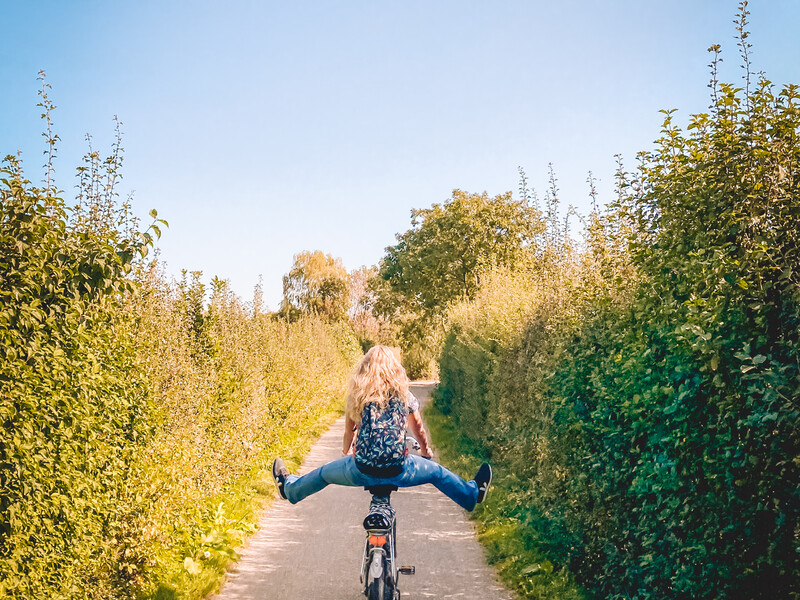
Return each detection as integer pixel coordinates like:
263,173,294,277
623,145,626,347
474,463,492,504
272,457,289,500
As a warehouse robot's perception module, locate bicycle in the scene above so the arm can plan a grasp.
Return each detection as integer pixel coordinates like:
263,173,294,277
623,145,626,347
360,485,414,600
359,436,421,600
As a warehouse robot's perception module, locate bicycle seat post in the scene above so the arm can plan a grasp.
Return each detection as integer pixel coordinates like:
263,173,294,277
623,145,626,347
365,484,398,502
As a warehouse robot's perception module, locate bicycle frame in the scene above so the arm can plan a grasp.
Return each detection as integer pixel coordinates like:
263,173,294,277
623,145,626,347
360,486,413,600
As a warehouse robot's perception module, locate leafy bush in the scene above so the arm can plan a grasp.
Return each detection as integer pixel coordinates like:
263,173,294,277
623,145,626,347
0,80,361,600
556,53,800,599
376,189,544,379
127,268,360,598
435,16,800,599
0,154,158,598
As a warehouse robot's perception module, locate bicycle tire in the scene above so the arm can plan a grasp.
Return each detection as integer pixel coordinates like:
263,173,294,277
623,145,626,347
390,523,398,599
384,574,398,600
365,552,386,600
366,573,384,600
366,555,399,600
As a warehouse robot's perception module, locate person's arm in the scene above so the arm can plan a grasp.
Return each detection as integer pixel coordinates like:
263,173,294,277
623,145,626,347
343,414,357,455
407,410,432,458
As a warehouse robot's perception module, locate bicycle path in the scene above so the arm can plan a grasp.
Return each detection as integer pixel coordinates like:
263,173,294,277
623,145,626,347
213,382,513,600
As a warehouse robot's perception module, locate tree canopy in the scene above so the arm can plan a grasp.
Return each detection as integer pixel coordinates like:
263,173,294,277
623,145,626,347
281,250,350,321
377,189,542,319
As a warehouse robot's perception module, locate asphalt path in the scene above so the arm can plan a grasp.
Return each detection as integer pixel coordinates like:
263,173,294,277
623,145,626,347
214,382,513,600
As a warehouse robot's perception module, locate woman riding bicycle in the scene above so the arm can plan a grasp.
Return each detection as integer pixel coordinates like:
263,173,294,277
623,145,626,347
272,345,491,511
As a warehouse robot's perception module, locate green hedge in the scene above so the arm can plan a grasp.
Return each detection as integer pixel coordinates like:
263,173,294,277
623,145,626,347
0,162,154,598
436,69,800,598
129,272,360,599
0,158,361,599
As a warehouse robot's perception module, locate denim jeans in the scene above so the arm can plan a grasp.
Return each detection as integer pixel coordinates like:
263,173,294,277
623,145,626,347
283,455,478,511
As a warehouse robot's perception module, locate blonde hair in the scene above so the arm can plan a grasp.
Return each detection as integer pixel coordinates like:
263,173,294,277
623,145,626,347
345,345,409,422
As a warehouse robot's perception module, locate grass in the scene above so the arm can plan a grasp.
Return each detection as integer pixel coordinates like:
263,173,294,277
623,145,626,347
146,403,345,600
424,400,589,600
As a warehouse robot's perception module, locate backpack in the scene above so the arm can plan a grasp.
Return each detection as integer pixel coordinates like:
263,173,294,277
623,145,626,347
354,395,409,477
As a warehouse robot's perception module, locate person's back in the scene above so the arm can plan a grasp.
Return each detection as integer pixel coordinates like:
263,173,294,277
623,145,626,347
271,344,492,512
354,394,409,477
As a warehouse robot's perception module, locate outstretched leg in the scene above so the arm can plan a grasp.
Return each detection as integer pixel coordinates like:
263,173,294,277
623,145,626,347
281,456,362,504
276,454,491,510
396,455,479,511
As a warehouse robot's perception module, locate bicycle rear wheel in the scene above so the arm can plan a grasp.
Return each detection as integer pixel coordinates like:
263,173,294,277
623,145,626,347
367,577,398,599
365,555,399,600
365,569,384,600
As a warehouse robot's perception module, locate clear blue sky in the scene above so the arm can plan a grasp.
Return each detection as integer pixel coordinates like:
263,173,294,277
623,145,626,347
3,1,799,309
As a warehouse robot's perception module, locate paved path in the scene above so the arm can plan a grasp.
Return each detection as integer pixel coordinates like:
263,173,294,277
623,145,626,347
214,383,513,600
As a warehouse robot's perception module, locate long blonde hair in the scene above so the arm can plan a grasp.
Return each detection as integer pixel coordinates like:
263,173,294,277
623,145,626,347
345,345,409,422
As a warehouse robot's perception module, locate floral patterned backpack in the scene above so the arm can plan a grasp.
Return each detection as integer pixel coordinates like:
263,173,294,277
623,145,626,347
354,395,409,477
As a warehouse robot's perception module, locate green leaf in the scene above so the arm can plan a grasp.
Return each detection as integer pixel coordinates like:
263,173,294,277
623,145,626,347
183,557,201,575
521,560,553,575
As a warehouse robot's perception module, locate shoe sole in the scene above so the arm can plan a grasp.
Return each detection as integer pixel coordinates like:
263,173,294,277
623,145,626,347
272,459,288,500
476,464,492,503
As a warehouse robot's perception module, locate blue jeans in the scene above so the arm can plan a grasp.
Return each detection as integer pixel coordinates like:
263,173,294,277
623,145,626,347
283,455,478,511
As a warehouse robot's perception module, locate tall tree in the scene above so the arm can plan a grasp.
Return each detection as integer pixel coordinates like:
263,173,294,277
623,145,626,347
374,189,543,377
378,189,543,318
280,250,349,321
347,265,398,351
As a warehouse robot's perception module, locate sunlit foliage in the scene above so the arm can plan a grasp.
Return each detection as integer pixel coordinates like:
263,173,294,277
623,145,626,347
0,78,360,600
435,8,800,598
280,250,350,322
376,189,543,377
0,75,161,597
